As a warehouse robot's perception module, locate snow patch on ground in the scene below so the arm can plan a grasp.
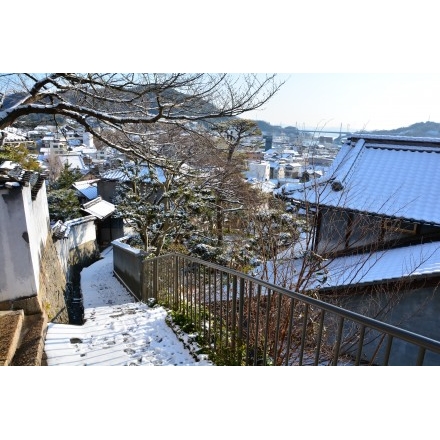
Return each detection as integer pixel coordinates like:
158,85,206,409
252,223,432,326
44,247,213,366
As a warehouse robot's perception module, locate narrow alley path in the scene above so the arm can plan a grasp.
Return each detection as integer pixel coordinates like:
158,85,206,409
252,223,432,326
43,247,212,366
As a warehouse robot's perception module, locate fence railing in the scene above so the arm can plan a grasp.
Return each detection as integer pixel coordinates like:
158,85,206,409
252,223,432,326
131,252,440,366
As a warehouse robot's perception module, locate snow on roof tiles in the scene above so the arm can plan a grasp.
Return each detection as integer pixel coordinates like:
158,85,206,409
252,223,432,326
255,241,440,291
284,136,440,224
82,197,115,220
52,215,97,239
73,181,98,200
77,185,98,200
321,241,440,289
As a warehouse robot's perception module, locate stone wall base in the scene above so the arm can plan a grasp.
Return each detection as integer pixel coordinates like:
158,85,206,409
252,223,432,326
0,295,43,314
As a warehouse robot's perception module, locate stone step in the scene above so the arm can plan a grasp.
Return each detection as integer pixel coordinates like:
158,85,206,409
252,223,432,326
0,310,24,366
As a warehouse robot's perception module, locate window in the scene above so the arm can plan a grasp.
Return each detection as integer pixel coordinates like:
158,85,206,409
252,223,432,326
383,219,417,234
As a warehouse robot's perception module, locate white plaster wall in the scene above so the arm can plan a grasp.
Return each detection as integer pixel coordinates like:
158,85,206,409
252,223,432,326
26,182,50,285
67,216,96,251
248,162,270,181
0,187,39,301
54,216,97,274
54,237,70,275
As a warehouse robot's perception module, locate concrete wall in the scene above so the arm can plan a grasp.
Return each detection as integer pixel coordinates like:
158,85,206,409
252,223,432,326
0,183,49,303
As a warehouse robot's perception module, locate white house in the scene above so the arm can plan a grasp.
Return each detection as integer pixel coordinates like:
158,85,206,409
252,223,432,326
246,161,270,181
57,153,89,173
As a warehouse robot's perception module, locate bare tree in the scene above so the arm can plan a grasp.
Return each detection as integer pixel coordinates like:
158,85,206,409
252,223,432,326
0,74,284,161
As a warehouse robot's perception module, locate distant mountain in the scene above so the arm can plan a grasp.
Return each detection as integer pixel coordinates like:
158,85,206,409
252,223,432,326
255,120,299,135
365,121,440,138
254,120,440,139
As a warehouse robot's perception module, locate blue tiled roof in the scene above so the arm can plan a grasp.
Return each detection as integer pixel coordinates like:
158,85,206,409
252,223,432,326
77,185,98,200
283,136,440,224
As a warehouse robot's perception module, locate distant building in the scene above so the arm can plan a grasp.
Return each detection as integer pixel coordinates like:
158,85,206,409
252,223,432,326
83,132,94,149
318,135,334,144
268,161,285,180
57,153,88,174
263,135,273,151
247,161,270,181
284,162,302,179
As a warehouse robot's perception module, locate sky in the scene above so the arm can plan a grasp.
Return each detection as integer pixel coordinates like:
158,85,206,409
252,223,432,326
250,73,440,132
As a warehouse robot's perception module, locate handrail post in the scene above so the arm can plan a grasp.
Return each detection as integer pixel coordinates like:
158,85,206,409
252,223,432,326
140,254,147,302
237,277,245,365
231,275,237,355
174,254,179,310
153,259,158,301
238,277,245,341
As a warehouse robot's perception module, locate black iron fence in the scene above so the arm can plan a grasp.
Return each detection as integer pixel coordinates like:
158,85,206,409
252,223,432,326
134,253,440,365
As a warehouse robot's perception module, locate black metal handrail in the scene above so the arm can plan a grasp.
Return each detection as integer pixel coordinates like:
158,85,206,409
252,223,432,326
140,253,440,366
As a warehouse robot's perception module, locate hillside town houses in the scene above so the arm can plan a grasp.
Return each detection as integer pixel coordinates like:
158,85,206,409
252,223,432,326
2,121,342,195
